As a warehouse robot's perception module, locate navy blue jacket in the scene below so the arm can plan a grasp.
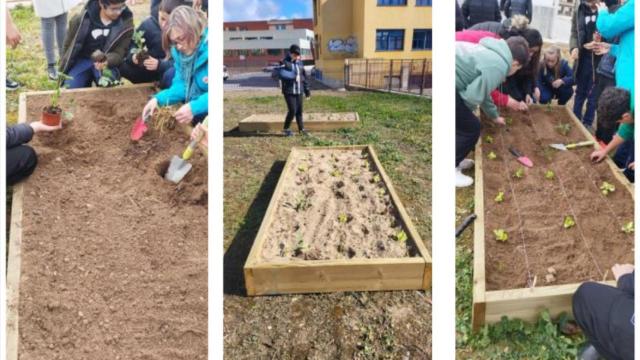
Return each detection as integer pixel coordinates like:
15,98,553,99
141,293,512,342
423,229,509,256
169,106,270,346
280,55,310,96
125,16,173,74
537,59,574,89
7,124,34,148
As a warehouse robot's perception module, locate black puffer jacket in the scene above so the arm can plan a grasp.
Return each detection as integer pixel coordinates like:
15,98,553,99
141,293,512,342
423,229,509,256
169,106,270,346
569,0,601,75
503,0,532,20
461,0,501,28
280,55,310,97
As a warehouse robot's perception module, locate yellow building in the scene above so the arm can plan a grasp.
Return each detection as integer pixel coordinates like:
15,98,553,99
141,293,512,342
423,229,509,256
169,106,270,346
313,0,432,87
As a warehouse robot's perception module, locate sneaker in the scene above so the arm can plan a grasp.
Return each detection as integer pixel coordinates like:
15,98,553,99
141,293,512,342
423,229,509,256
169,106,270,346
6,78,19,91
459,158,475,170
283,129,294,137
299,129,310,136
47,66,58,81
578,344,602,360
456,167,473,188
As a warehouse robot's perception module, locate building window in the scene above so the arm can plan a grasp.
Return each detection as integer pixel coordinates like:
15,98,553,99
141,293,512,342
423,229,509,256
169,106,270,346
377,0,407,5
267,49,281,56
376,29,405,51
275,24,286,30
229,37,242,40
412,29,431,50
416,0,431,5
245,37,257,40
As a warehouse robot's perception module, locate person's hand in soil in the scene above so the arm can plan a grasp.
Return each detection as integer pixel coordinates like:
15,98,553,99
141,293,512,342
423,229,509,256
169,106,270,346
94,61,108,72
142,98,159,118
590,149,608,163
30,121,62,133
552,79,564,89
570,48,579,61
612,264,634,281
525,94,534,105
493,116,506,126
507,97,527,111
6,12,22,49
143,56,160,71
191,123,208,149
174,103,194,124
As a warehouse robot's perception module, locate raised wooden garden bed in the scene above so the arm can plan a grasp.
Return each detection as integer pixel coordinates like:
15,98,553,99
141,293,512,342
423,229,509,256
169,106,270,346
238,112,359,132
472,105,634,329
7,85,208,359
244,145,431,295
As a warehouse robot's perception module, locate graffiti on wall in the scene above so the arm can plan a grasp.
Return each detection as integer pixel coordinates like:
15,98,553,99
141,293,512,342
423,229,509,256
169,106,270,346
328,37,358,53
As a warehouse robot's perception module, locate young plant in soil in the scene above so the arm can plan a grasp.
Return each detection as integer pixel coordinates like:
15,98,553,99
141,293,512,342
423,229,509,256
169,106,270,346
505,117,513,126
513,167,525,179
563,216,576,229
600,181,616,196
487,151,497,160
338,213,350,224
293,232,307,256
130,30,149,65
152,106,177,133
42,72,73,126
494,191,505,203
555,123,571,136
545,170,555,180
493,229,508,242
621,221,634,234
485,135,494,144
394,230,408,243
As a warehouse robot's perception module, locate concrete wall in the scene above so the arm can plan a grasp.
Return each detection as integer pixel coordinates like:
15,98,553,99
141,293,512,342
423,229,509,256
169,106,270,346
530,4,571,44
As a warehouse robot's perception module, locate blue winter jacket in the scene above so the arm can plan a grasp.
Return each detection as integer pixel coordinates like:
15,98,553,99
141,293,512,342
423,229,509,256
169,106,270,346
537,59,574,89
597,0,634,110
155,28,208,116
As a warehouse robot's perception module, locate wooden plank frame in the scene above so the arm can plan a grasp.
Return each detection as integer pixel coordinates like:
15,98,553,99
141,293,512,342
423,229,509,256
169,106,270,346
244,145,431,296
6,84,205,360
471,105,634,330
237,112,360,133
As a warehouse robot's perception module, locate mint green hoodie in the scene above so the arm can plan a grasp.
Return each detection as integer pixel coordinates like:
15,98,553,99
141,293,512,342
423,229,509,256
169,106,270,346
456,38,512,120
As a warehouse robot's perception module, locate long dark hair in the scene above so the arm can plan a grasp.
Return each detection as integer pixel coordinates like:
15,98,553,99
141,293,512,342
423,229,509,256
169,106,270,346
516,28,542,82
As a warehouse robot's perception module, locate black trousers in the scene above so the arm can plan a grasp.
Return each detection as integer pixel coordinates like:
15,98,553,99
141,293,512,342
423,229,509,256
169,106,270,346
284,94,304,131
456,92,482,167
573,282,634,360
7,145,37,186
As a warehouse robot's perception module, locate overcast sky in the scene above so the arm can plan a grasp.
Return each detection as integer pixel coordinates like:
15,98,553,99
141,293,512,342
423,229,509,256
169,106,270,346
224,0,313,21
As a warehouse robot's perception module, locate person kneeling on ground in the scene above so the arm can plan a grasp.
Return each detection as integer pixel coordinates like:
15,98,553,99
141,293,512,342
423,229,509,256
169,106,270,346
120,0,190,89
281,44,311,137
573,264,634,360
455,36,530,187
7,122,62,185
142,6,208,126
60,0,134,89
537,45,574,105
590,87,634,182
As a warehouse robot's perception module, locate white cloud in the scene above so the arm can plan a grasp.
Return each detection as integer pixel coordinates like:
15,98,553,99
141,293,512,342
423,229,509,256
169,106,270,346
224,0,281,21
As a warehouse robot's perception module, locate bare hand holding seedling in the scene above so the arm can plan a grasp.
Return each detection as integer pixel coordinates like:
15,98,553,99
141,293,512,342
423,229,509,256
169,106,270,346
144,56,160,71
174,103,194,124
30,121,62,133
552,79,564,89
612,264,634,281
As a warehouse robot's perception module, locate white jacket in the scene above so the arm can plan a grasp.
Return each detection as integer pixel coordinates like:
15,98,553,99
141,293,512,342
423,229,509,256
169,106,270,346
32,0,82,18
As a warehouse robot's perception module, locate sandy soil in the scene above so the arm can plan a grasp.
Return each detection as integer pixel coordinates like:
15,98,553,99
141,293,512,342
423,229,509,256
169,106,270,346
481,106,634,290
261,148,418,262
15,87,208,359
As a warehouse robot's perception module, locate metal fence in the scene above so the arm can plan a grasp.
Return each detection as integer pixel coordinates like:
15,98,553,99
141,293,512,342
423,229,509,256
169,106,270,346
344,59,431,96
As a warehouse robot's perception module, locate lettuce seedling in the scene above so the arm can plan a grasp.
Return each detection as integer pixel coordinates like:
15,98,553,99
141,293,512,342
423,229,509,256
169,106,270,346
493,229,508,242
487,151,497,160
545,170,555,180
600,181,616,196
622,221,634,234
494,191,505,203
563,216,575,229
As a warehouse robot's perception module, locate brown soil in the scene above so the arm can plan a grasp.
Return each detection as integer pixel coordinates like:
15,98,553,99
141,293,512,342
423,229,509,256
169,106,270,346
261,148,419,261
15,87,208,359
481,107,634,291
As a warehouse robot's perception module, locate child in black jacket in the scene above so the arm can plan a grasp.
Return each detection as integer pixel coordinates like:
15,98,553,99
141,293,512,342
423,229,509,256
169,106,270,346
7,122,61,185
281,44,311,136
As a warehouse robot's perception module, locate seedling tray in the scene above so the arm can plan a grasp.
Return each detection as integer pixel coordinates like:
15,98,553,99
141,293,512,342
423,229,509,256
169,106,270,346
244,145,431,295
471,105,634,329
238,112,359,133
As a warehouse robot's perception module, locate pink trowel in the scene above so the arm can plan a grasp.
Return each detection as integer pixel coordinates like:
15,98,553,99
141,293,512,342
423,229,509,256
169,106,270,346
508,146,533,168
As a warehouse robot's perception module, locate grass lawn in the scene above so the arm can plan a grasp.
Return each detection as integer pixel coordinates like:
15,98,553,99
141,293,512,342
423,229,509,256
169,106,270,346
223,90,433,358
455,172,586,359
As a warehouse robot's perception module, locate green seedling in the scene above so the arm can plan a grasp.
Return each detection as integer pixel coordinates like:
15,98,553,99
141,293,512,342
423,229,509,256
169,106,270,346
493,229,508,242
330,170,342,177
395,230,408,243
513,167,525,179
294,193,311,211
622,221,634,234
494,191,505,203
298,163,308,172
487,151,497,160
505,117,513,126
600,181,616,196
555,123,571,136
377,187,386,196
563,216,575,229
545,103,553,112
98,68,123,87
49,72,73,110
371,174,381,183
544,170,555,180
485,135,494,144
338,213,349,224
294,232,307,255
130,30,148,62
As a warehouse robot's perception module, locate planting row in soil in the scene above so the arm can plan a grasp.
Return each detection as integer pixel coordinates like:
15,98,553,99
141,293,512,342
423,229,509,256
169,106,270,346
472,105,634,328
238,112,359,132
8,85,208,360
244,146,431,296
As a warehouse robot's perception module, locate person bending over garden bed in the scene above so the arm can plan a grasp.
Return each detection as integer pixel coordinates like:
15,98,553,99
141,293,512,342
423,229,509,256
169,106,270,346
6,122,62,186
455,36,530,187
60,0,134,89
142,6,208,126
